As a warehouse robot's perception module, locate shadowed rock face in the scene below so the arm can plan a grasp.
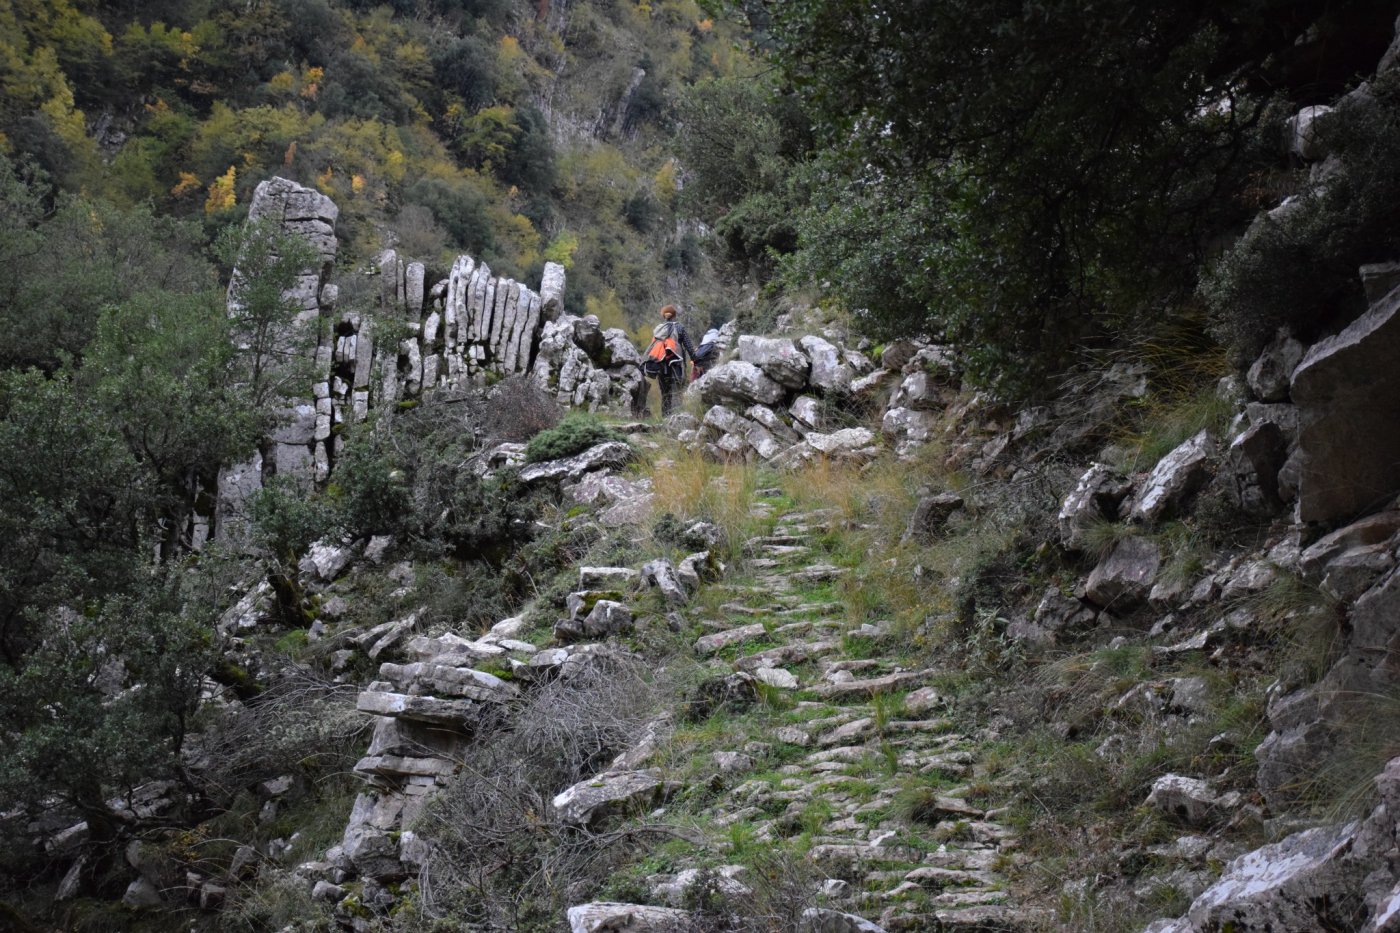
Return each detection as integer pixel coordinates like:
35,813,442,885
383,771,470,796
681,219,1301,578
1292,286,1400,524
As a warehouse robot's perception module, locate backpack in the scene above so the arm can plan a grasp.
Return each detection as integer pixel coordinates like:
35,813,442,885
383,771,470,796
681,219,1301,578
692,328,721,366
646,321,683,362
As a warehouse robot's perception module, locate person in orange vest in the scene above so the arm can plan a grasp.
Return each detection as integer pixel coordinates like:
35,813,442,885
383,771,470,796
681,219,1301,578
642,304,699,416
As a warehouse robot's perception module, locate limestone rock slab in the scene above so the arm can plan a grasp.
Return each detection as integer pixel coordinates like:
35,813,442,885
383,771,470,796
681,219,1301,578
1291,287,1400,523
552,770,669,827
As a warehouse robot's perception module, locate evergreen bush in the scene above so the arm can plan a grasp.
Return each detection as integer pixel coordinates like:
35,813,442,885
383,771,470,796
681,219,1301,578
523,412,624,463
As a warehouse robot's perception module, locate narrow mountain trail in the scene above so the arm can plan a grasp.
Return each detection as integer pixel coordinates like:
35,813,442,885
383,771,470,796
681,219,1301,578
666,488,1037,931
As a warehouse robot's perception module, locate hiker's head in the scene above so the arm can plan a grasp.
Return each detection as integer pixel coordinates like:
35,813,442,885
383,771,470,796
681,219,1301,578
660,304,678,320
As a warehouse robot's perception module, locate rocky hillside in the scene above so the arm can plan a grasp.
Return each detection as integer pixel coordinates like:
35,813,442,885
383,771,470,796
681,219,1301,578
14,134,1400,929
11,7,1400,933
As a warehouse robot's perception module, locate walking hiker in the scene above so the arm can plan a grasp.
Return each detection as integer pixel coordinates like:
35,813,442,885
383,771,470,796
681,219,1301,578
642,304,698,417
691,326,721,382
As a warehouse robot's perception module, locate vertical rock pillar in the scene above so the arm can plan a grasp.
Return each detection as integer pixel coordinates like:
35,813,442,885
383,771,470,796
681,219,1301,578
215,177,340,540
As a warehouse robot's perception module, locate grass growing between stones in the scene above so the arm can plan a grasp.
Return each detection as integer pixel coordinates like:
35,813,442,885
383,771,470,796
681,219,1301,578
645,443,764,562
1298,689,1400,825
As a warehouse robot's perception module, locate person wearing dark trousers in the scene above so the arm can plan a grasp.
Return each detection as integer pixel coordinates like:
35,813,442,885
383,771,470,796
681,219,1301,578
642,304,698,416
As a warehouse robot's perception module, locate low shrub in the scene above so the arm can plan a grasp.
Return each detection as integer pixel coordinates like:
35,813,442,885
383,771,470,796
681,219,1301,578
524,412,623,463
476,375,562,443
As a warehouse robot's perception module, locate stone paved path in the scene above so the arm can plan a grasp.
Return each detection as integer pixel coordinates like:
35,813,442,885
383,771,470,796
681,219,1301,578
678,497,1033,931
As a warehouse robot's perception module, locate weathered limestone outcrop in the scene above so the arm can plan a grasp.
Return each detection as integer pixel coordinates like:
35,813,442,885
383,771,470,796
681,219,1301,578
1148,755,1400,932
215,176,645,545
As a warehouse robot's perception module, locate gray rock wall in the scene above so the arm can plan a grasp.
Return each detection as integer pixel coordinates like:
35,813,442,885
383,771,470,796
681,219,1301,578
215,176,641,545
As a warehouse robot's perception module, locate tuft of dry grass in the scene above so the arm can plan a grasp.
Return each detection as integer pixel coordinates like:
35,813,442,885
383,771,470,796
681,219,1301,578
645,442,761,558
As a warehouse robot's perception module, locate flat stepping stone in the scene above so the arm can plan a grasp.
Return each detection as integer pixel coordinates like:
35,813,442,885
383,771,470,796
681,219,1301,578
790,565,847,584
747,534,809,547
775,602,845,617
918,849,1001,872
931,890,1008,908
934,905,1043,930
905,867,998,889
735,639,840,671
806,746,876,764
811,670,932,700
820,717,874,746
694,623,768,655
753,667,799,689
774,726,812,746
760,544,812,558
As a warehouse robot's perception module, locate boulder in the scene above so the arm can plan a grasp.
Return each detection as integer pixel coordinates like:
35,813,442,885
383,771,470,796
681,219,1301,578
849,370,897,409
1254,721,1337,812
902,492,964,543
1181,822,1363,931
340,792,406,881
556,600,634,641
1146,774,1235,827
641,558,689,605
298,539,356,583
1291,286,1400,523
754,666,799,689
890,371,944,411
1246,329,1306,402
746,404,802,443
1084,536,1161,610
356,691,478,726
1361,260,1400,307
552,770,670,827
677,550,721,592
571,315,605,359
540,261,566,319
376,661,517,703
682,521,724,550
567,471,649,508
367,716,462,760
737,335,810,389
799,335,854,394
1225,422,1288,516
880,340,919,371
1300,511,1400,580
1320,542,1396,603
579,567,639,590
579,596,635,633
1286,105,1334,162
703,404,750,437
1058,463,1133,550
653,866,751,906
121,877,163,908
566,903,693,933
805,428,877,457
790,395,824,432
1032,589,1098,634
699,361,786,407
1130,431,1217,523
882,407,940,456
